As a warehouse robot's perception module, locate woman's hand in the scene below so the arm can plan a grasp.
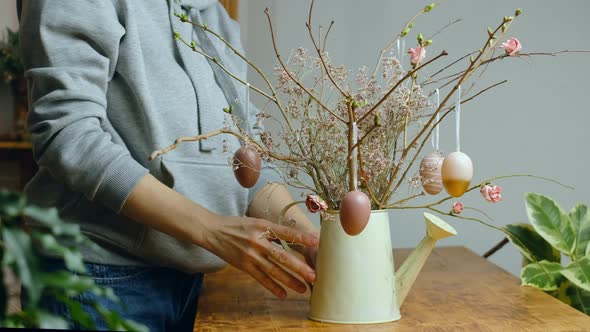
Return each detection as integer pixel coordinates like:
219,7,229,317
199,215,319,298
122,176,319,298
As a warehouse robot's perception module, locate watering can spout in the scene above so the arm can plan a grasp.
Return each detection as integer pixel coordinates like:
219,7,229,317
395,213,457,307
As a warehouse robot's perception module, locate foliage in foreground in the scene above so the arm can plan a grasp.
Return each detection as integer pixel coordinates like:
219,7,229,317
505,193,590,315
0,190,147,331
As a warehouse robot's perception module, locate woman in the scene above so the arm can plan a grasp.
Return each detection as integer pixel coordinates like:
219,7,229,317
19,0,319,330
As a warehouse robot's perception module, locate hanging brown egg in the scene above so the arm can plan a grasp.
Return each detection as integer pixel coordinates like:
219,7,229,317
232,146,261,188
339,191,371,236
419,151,444,195
441,151,473,197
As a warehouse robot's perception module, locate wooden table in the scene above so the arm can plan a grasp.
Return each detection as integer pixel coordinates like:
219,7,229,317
194,246,590,331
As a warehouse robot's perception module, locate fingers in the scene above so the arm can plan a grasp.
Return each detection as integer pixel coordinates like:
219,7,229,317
268,223,319,248
247,265,287,299
256,252,308,294
262,241,316,283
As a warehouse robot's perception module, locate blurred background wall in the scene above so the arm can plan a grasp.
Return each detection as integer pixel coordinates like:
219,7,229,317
1,0,589,276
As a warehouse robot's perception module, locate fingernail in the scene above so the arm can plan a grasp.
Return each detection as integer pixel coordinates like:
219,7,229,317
308,272,316,281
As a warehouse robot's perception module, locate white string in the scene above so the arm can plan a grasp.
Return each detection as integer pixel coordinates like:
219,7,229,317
246,82,250,126
401,38,406,65
431,89,440,151
455,85,461,152
352,122,359,191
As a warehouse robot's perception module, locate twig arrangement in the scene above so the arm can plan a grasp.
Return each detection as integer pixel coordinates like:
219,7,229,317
150,2,582,221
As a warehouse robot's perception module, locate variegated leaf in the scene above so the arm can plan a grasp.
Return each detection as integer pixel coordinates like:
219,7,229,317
561,256,590,292
570,203,590,259
505,223,560,263
525,193,575,255
521,260,564,291
567,282,590,315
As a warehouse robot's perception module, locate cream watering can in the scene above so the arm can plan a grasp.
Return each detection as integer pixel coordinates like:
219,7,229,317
309,211,457,324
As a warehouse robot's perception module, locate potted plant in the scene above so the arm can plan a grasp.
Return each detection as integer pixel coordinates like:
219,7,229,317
503,193,590,315
147,1,585,323
0,190,147,330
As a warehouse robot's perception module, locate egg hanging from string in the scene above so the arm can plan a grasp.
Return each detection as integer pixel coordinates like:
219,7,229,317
441,151,473,197
441,85,474,198
420,89,444,195
420,151,444,195
233,146,261,188
339,191,371,236
232,83,261,189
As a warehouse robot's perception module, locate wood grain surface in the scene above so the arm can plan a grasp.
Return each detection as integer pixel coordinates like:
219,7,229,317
194,246,590,331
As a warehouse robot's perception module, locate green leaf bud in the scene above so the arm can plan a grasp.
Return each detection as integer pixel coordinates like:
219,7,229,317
401,27,410,37
424,3,436,12
515,8,522,16
223,105,234,114
374,113,382,127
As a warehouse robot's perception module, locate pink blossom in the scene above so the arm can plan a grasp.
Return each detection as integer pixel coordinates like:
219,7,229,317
480,185,502,203
452,202,464,214
408,47,426,65
501,38,522,56
306,195,328,213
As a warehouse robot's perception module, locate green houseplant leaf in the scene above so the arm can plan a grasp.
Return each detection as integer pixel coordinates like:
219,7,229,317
560,256,590,292
504,223,560,263
33,232,86,273
570,204,590,259
0,190,25,219
566,282,590,315
0,190,147,330
3,227,43,307
525,193,575,255
521,260,564,291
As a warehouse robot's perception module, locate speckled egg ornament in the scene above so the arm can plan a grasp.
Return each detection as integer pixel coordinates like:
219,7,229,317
420,151,444,195
420,89,444,195
441,86,473,198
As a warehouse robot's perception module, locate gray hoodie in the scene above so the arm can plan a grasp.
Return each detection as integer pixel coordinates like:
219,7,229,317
20,0,268,273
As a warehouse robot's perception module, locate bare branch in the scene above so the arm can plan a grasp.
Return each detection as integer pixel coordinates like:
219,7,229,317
264,8,347,123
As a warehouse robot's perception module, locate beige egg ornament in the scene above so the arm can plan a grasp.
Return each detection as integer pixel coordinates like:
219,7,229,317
419,151,444,195
441,151,473,197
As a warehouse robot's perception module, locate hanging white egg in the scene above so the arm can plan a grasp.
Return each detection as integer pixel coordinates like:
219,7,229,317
441,151,473,197
419,151,444,195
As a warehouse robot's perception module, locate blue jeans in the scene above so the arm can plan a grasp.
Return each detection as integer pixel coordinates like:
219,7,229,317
38,259,204,331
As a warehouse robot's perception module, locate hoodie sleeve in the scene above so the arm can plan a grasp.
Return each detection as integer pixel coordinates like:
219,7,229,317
20,0,149,212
